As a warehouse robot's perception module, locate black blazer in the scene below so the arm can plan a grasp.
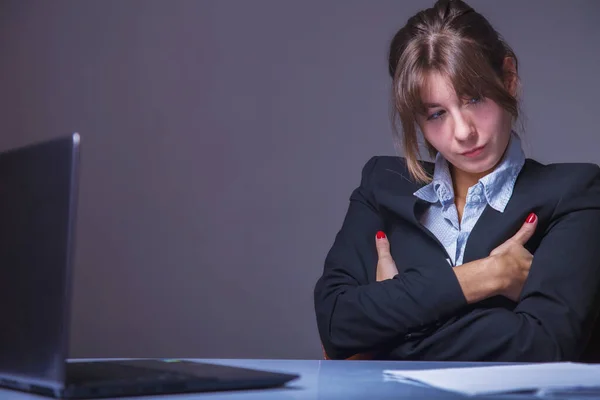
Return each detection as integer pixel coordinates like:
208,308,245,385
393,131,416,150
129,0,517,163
314,156,600,361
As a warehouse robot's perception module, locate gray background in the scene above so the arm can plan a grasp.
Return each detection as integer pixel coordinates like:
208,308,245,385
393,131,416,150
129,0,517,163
0,0,598,359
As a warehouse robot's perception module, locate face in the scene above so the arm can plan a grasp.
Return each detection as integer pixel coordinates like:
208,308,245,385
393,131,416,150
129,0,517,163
416,71,513,179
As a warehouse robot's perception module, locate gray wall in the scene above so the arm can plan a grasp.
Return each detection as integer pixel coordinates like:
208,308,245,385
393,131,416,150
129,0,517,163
0,0,597,359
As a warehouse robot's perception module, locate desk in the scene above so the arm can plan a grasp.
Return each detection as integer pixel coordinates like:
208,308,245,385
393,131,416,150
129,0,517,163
0,359,581,399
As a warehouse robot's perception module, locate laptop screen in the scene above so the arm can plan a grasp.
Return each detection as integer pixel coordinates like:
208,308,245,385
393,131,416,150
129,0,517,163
0,134,79,386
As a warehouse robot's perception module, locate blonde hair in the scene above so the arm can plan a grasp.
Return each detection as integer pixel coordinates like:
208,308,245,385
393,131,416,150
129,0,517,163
388,0,520,183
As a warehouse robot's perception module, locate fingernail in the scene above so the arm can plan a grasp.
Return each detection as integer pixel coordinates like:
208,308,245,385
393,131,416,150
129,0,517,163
526,213,536,223
376,231,386,239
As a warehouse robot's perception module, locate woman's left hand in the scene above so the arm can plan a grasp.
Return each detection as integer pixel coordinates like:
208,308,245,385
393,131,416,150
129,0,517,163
375,231,399,281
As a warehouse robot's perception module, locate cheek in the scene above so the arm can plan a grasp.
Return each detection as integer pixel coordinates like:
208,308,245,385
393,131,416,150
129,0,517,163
472,102,510,132
420,123,451,152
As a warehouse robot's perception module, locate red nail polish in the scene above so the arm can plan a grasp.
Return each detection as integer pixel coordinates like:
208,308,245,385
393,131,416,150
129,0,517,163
526,213,536,223
376,231,386,239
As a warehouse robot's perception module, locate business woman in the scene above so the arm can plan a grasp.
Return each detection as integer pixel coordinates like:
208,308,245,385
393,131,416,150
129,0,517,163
314,0,600,362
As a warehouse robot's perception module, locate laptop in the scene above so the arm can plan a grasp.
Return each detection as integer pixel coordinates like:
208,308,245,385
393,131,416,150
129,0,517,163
0,133,299,398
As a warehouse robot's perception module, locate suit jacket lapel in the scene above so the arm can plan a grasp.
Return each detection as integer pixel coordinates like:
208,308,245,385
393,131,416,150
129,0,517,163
462,160,541,263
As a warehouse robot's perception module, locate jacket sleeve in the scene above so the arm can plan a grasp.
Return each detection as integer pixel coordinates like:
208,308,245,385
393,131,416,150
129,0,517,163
314,156,468,360
414,165,600,362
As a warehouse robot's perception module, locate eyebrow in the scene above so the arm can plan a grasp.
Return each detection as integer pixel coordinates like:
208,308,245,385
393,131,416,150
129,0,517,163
423,102,442,109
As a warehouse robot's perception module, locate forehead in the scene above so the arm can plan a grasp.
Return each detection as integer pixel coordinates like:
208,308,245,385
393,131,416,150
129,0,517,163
420,71,458,104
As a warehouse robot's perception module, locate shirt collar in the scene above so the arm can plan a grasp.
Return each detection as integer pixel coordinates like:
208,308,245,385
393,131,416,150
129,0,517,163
413,132,525,212
413,150,454,206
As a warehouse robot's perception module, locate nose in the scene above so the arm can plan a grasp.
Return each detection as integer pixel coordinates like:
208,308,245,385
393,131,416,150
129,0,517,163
452,110,475,142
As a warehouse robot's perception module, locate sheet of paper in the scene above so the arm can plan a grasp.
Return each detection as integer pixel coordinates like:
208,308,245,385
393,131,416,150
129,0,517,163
383,362,600,396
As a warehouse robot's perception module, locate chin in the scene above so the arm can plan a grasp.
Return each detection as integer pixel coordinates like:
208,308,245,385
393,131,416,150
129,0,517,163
454,156,500,176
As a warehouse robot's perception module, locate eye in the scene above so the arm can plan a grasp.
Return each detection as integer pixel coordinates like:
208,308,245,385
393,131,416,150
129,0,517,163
427,110,445,121
467,96,483,105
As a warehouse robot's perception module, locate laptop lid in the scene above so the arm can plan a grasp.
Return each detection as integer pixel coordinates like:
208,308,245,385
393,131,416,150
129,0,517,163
0,133,80,393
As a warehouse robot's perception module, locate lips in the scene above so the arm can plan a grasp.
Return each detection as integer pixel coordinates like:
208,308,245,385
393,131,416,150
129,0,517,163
461,145,485,157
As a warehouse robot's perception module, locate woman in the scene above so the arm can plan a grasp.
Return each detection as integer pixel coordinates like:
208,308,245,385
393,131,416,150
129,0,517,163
314,0,600,362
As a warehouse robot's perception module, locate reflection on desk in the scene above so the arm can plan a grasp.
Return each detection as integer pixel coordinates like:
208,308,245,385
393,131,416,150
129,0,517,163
0,358,555,400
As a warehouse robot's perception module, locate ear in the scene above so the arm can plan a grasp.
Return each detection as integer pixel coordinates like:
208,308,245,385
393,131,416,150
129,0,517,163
503,57,518,97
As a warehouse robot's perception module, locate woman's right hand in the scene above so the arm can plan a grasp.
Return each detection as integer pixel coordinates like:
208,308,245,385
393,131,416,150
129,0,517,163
488,213,538,302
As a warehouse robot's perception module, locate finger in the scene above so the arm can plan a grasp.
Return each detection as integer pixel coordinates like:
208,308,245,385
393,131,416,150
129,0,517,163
375,231,392,260
510,213,538,245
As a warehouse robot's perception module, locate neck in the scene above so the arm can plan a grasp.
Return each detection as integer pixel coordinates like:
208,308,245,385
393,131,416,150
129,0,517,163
450,166,491,200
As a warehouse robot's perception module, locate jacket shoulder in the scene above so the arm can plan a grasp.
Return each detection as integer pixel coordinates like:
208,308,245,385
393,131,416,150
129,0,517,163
522,160,600,218
525,160,600,192
359,156,432,194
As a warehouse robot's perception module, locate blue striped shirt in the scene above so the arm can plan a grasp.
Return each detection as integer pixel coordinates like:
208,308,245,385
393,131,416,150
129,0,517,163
413,132,525,266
